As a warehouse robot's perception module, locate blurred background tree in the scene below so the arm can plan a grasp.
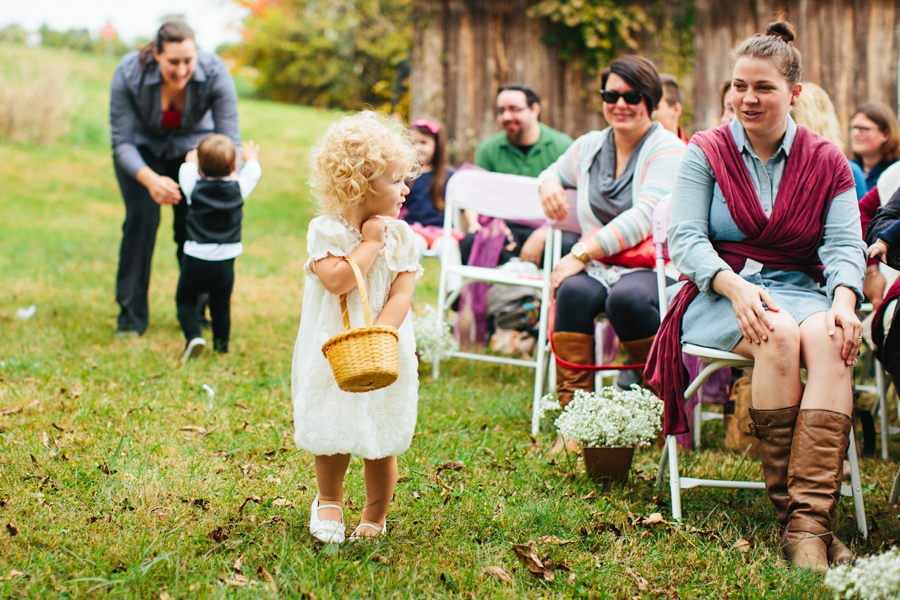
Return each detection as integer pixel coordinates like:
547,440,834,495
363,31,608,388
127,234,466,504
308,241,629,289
231,0,411,112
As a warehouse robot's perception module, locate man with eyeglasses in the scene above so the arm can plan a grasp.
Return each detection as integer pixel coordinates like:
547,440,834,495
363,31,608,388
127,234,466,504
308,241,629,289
464,84,573,266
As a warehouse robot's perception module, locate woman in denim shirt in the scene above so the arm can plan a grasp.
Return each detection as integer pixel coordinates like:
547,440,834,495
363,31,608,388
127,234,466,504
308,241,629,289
648,21,865,573
110,21,240,336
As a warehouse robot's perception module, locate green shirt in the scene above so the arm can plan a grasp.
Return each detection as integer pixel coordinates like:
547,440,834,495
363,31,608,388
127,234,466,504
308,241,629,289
474,123,573,177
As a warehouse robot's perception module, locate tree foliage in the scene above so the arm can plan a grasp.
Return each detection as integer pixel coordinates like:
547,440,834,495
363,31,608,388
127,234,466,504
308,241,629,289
231,0,411,111
528,0,652,77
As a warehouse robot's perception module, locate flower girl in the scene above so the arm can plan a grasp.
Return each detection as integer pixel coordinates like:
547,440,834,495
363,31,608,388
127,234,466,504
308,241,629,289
292,111,422,543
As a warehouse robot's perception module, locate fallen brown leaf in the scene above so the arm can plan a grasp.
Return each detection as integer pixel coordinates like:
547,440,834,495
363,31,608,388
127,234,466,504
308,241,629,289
257,566,276,591
160,593,173,600
6,523,19,536
484,566,512,582
1,407,22,416
624,567,649,591
238,495,262,513
436,460,465,473
733,539,752,553
538,535,575,546
178,425,211,436
511,541,554,581
224,574,249,587
271,498,292,507
207,527,228,542
594,522,622,537
370,554,390,565
264,475,282,485
581,491,597,500
234,556,243,572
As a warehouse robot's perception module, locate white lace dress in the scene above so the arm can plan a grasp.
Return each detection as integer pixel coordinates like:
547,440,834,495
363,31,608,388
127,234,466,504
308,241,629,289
292,214,422,459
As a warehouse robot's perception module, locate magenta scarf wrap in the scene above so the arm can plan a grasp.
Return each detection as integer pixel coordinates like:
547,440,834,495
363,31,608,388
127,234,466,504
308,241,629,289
644,123,856,435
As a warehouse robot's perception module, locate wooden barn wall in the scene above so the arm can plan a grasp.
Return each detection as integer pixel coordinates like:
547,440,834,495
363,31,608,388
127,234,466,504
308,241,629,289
410,0,604,162
412,0,900,162
694,0,900,137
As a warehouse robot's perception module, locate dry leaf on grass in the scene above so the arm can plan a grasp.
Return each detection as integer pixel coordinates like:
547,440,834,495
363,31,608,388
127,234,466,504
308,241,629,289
233,556,243,572
160,593,173,600
1,407,22,416
238,495,262,513
484,566,512,582
436,460,465,473
538,535,575,545
6,523,19,536
257,566,276,591
511,541,555,581
624,567,649,591
178,425,211,436
732,539,752,553
223,574,250,587
272,498,292,507
207,527,228,542
370,554,390,565
264,475,281,485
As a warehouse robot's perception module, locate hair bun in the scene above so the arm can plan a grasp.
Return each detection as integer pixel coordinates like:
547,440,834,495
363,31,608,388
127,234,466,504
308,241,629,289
766,20,796,44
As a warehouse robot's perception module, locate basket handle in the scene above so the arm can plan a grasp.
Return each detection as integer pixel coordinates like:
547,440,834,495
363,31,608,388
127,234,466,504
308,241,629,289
339,257,372,330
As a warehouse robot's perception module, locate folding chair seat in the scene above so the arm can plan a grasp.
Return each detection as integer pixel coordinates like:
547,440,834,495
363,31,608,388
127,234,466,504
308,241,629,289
649,196,868,537
433,170,555,435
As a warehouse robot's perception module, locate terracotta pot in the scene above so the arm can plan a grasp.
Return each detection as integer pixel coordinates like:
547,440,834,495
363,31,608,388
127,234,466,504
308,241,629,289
582,446,635,484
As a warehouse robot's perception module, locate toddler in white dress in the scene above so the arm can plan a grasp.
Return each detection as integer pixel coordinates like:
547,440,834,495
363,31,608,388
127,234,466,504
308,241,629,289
292,111,421,544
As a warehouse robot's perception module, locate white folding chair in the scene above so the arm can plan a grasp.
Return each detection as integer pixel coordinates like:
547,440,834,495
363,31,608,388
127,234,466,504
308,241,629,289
856,301,892,459
650,196,868,537
433,170,554,435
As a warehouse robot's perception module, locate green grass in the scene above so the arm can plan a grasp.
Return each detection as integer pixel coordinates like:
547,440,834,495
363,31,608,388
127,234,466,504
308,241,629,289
2,46,900,599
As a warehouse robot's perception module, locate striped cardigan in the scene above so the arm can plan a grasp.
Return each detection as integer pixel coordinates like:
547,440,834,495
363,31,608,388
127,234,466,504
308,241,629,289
538,123,684,256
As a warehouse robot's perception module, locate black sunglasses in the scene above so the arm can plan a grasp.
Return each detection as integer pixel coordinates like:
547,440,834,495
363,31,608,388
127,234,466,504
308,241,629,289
599,90,644,105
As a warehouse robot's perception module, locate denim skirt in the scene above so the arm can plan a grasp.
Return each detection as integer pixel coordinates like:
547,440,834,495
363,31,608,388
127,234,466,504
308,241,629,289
675,268,833,352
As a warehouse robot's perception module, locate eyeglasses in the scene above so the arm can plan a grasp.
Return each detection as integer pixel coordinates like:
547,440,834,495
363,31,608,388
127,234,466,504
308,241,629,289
599,90,644,105
851,125,878,134
496,105,529,116
412,119,440,135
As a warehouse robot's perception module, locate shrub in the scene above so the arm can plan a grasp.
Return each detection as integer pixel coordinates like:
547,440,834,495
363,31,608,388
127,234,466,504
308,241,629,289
0,53,77,145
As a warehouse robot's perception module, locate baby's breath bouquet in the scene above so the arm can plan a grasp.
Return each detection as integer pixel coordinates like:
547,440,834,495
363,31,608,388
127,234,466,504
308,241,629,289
413,304,458,363
540,386,663,447
825,546,900,599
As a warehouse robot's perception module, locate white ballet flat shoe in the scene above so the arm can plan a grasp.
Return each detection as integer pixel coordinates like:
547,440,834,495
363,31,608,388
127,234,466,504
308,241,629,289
309,496,345,544
348,521,387,540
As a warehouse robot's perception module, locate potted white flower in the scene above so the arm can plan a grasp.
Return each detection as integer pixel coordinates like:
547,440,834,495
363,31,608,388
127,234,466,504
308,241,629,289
413,305,458,363
825,546,900,599
539,386,663,483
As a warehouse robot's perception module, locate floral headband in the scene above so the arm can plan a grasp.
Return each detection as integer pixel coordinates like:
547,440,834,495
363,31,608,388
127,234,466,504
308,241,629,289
411,119,440,135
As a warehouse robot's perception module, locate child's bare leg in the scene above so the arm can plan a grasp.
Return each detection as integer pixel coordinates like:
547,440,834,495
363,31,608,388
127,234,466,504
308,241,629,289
358,456,398,535
315,453,351,521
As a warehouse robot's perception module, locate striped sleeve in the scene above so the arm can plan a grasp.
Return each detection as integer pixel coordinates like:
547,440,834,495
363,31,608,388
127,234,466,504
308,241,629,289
593,147,684,255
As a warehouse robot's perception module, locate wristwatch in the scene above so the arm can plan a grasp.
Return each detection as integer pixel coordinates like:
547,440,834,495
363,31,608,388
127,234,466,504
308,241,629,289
570,242,592,265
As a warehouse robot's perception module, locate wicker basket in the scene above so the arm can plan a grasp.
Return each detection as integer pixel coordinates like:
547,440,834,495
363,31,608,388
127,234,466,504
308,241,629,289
322,257,399,392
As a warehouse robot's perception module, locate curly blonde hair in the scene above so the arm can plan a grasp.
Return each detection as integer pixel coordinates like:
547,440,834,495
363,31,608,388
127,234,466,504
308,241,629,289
310,111,419,215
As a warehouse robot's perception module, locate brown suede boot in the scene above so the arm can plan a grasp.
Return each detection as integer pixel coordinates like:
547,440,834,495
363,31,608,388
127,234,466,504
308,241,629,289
782,409,853,573
552,332,595,409
749,405,800,526
620,335,655,367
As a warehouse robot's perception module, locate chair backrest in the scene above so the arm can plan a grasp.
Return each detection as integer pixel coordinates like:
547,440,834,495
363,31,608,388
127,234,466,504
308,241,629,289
445,170,546,221
652,194,673,316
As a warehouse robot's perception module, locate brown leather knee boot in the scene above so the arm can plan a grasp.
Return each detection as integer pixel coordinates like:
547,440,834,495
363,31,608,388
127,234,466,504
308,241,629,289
620,335,655,386
749,405,799,527
553,332,595,409
782,409,853,573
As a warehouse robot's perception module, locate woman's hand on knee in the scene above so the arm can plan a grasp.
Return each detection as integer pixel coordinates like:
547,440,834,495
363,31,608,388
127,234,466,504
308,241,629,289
720,274,782,345
551,255,584,294
827,287,863,366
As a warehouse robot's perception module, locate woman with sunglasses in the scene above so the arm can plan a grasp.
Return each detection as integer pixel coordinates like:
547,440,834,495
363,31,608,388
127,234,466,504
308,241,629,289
538,55,684,406
646,20,865,572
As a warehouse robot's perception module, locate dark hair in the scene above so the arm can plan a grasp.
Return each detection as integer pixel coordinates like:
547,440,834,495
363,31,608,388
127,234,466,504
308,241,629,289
659,73,682,106
498,84,541,109
411,119,449,211
138,21,195,68
601,55,661,114
732,20,802,88
719,80,732,112
197,134,237,178
853,103,900,164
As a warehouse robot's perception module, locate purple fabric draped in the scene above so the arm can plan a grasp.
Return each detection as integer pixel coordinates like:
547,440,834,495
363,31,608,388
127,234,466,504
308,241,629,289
455,215,507,348
645,124,856,435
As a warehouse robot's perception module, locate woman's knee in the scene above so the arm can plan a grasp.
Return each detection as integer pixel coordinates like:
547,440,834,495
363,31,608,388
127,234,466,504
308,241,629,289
758,311,801,357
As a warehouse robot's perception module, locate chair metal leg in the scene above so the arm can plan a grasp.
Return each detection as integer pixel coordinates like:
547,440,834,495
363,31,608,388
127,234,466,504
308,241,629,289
693,393,702,449
667,436,683,520
844,432,868,538
876,359,889,459
890,464,900,504
656,436,669,487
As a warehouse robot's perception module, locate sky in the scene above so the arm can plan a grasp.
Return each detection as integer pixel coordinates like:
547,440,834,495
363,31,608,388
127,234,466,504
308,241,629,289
2,0,250,51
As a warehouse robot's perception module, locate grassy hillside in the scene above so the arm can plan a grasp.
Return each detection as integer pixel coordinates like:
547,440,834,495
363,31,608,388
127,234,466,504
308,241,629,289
1,45,898,599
